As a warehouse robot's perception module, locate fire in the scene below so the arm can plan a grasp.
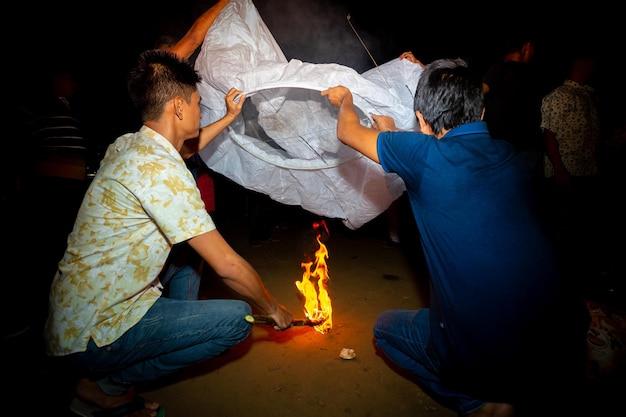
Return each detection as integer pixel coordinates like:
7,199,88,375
295,220,332,333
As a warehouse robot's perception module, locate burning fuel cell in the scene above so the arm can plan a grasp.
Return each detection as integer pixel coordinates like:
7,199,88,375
243,220,332,333
295,220,332,334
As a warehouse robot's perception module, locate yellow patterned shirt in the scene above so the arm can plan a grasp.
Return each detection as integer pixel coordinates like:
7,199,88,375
45,126,215,356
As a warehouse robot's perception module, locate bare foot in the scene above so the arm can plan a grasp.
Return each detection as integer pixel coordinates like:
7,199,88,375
75,378,161,416
467,402,516,417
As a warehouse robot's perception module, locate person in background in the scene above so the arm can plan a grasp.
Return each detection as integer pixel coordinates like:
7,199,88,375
45,50,293,417
18,63,92,332
540,48,601,292
322,58,589,416
482,33,543,157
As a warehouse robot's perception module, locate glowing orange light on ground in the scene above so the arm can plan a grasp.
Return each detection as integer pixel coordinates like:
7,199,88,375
295,220,332,334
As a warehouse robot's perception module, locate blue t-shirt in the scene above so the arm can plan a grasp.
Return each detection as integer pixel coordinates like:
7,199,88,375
378,121,565,390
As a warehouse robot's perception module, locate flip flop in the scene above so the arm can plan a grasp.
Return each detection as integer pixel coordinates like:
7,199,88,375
70,396,165,417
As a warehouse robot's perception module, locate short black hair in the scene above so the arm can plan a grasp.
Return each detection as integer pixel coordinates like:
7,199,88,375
414,58,484,135
127,49,202,122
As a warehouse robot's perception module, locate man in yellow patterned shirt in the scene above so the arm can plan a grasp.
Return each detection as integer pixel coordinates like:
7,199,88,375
44,49,294,417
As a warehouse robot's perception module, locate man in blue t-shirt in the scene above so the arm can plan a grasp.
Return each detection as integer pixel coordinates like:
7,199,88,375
322,56,589,417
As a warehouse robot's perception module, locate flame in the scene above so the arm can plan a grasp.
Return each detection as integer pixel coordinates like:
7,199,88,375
295,220,332,333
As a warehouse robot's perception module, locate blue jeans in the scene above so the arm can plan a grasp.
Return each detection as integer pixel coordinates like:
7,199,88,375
160,242,203,300
373,309,484,416
66,257,252,395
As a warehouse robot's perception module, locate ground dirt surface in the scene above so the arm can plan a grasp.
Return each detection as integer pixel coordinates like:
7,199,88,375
3,179,622,417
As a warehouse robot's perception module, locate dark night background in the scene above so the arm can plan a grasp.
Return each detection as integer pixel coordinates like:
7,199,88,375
13,0,625,155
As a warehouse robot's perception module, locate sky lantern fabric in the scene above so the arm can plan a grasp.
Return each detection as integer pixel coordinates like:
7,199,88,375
195,0,423,229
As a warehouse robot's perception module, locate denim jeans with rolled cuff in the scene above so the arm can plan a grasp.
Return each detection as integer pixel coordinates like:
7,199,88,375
66,261,252,394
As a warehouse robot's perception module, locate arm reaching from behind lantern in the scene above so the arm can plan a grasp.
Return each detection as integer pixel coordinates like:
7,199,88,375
157,0,231,61
154,0,240,159
399,51,425,67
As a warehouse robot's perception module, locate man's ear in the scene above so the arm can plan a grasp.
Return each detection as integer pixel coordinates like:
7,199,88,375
174,97,184,119
416,110,432,135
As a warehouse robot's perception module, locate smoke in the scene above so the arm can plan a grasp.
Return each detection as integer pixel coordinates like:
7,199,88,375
249,0,495,74
253,0,390,73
